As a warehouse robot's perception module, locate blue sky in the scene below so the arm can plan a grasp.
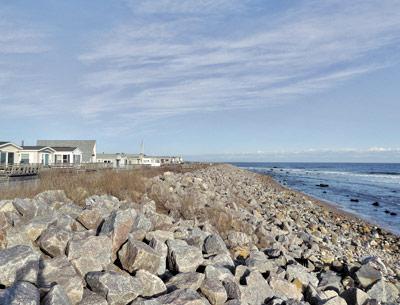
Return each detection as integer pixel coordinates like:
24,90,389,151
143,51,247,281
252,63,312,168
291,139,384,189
1,0,400,162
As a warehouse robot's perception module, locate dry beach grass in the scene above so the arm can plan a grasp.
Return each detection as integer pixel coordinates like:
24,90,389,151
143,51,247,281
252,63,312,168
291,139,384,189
0,164,209,205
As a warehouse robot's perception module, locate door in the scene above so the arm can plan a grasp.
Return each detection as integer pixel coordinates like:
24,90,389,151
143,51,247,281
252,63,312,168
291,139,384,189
43,154,49,166
7,153,14,165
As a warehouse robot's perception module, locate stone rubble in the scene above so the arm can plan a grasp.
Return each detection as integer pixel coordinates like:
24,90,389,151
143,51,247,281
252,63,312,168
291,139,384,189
0,164,398,305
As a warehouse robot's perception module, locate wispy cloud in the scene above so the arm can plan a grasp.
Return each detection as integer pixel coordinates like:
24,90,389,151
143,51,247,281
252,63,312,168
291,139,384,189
78,0,400,130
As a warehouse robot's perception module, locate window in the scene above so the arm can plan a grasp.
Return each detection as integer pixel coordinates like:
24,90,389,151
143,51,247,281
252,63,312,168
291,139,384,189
0,152,6,165
63,155,69,163
21,153,29,164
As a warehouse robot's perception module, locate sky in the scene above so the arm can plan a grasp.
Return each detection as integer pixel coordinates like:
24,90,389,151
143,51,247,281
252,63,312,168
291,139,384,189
1,0,400,162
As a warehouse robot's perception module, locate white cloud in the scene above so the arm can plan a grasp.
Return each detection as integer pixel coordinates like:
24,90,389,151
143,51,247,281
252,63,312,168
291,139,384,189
78,0,400,128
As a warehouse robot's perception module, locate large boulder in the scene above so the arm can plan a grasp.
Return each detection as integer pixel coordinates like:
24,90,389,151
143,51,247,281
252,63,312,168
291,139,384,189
367,279,399,303
86,271,143,305
136,269,167,297
156,288,210,305
166,272,205,291
355,263,382,289
167,239,203,273
119,237,163,274
77,289,107,305
43,285,72,305
286,264,319,288
340,287,370,305
200,278,227,305
240,271,274,305
203,234,228,255
100,209,136,260
149,238,168,275
39,256,84,305
269,277,302,301
0,245,39,286
0,281,40,305
76,209,104,231
38,226,73,257
67,235,112,276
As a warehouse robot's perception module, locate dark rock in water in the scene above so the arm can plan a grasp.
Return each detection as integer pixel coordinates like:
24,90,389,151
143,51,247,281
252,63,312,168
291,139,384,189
323,191,327,194
350,199,359,203
316,184,329,188
372,202,380,207
390,212,397,216
384,210,390,214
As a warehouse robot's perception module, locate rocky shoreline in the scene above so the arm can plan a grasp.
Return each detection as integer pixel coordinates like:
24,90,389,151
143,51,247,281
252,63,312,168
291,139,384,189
0,164,399,304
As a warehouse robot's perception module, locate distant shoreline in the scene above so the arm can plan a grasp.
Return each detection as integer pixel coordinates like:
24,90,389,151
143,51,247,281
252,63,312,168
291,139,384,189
244,166,400,238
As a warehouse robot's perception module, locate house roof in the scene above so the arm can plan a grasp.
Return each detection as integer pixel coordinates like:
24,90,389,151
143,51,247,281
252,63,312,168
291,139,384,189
51,146,79,152
37,140,95,162
0,142,22,150
97,153,127,159
22,146,56,152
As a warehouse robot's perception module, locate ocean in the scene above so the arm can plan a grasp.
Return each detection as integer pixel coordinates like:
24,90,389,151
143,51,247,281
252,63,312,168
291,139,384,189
233,162,400,235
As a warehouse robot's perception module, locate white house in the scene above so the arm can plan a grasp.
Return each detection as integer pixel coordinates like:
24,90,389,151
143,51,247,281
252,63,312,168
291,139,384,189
37,140,96,163
0,141,22,165
20,146,56,166
97,153,128,168
52,147,83,165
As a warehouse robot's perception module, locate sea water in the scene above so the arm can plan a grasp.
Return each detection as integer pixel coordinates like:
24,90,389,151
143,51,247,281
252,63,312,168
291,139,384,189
233,162,400,235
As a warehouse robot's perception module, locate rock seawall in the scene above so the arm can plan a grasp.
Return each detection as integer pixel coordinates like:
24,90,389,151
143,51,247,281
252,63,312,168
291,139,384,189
0,164,399,304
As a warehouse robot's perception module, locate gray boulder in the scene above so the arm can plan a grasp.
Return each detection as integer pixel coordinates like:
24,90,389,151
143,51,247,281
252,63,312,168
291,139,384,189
269,277,302,301
200,278,228,305
77,289,107,305
245,251,278,274
240,270,274,305
43,285,72,305
86,271,143,305
0,245,39,286
119,237,163,274
76,209,104,231
100,209,136,260
355,264,382,289
367,279,399,303
286,264,319,288
136,269,167,297
67,235,112,276
39,256,84,304
222,279,241,300
149,238,168,275
340,287,370,305
166,272,205,291
0,281,40,305
156,288,210,305
203,234,228,255
38,226,73,257
318,270,343,293
167,239,203,273
132,213,153,232
226,231,250,248
205,265,233,281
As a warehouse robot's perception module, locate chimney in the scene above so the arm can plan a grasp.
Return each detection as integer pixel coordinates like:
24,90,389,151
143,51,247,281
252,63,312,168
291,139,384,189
21,140,24,147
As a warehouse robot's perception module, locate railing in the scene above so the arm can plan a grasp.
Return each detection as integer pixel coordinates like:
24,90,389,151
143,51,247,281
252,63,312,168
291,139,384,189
0,164,42,177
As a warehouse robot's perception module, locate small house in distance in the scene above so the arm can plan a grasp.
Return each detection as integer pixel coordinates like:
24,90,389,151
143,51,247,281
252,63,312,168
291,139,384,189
52,147,83,164
20,146,56,165
37,140,96,163
0,141,22,165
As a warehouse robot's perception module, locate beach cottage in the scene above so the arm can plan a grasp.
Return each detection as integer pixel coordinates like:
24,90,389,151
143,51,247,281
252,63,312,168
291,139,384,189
0,141,22,165
97,153,128,168
20,146,56,165
52,147,83,165
37,140,96,163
